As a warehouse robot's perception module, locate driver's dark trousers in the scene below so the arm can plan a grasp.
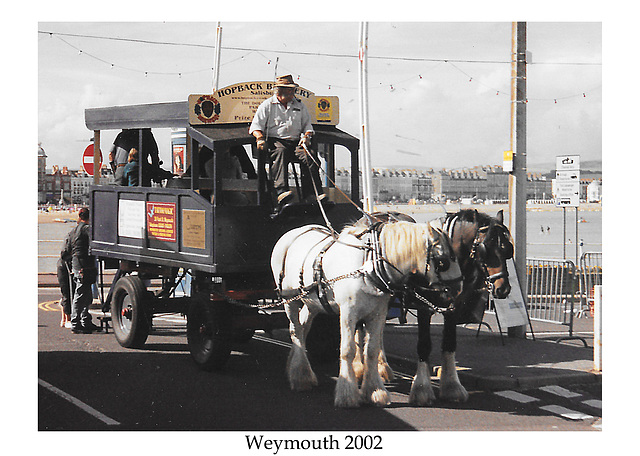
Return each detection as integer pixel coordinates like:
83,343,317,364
268,138,323,199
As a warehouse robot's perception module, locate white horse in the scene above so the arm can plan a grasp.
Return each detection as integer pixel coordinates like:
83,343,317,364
271,221,463,408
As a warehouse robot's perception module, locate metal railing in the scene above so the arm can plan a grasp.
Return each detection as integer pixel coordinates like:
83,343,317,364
525,253,601,346
579,252,602,317
526,258,578,325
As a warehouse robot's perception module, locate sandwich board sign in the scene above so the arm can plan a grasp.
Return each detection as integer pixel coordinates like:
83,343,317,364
492,259,529,328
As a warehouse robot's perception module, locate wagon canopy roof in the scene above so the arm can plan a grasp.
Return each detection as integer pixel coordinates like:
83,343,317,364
85,102,189,130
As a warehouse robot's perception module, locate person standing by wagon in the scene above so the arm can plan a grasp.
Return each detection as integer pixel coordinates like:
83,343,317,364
56,228,74,328
68,207,100,333
249,75,324,209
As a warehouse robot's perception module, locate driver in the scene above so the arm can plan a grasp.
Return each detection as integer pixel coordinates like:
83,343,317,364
249,75,325,209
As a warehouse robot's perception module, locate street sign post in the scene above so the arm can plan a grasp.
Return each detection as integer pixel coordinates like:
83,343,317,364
82,143,103,176
555,155,580,208
555,155,581,262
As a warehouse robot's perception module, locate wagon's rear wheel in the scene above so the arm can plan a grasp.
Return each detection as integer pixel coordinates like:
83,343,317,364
111,275,150,348
187,300,231,371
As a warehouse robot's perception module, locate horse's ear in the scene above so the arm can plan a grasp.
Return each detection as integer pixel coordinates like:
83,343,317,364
496,210,504,224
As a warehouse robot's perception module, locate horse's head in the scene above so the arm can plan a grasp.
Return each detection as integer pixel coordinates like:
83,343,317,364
419,224,463,307
473,210,513,299
378,221,462,307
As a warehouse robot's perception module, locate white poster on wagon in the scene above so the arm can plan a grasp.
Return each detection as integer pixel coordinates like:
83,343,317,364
492,259,529,328
118,200,146,239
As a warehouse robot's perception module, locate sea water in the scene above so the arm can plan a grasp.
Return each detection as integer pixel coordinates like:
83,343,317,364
411,206,602,262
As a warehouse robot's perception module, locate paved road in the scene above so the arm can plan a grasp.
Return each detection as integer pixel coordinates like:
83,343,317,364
38,288,601,435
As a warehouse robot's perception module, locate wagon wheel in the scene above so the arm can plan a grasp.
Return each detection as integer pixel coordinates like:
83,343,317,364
110,275,150,348
306,313,340,362
187,299,232,371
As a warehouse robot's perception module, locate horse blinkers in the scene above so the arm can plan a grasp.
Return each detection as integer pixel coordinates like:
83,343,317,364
475,224,513,299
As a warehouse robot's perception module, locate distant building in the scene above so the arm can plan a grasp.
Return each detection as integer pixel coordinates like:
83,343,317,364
432,168,487,202
38,143,115,205
586,179,602,202
38,140,601,206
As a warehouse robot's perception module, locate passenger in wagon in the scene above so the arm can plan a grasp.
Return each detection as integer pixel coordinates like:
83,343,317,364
109,129,172,186
249,74,325,209
124,148,140,186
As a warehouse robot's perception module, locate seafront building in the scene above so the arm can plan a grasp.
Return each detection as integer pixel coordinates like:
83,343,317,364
37,144,602,206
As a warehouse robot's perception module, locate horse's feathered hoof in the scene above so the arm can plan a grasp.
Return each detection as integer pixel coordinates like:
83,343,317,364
289,372,318,392
439,382,469,403
334,378,361,408
409,386,436,406
364,388,391,407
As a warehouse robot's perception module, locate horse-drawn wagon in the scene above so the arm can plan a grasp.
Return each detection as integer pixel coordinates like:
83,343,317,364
86,82,362,370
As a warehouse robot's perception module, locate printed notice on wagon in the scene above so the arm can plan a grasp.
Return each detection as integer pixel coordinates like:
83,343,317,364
182,209,206,249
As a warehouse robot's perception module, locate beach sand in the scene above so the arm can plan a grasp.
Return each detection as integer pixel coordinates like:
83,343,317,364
38,209,79,224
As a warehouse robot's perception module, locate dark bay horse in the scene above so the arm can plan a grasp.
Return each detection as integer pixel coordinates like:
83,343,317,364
354,209,514,405
410,209,514,404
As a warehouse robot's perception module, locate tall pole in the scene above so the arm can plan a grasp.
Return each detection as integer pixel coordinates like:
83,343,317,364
508,22,527,338
358,22,373,213
213,22,222,92
93,130,100,185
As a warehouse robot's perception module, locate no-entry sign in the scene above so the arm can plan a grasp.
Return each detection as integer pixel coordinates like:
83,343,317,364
82,143,103,176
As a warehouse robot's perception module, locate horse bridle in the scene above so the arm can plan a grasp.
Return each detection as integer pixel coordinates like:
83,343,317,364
366,223,462,299
469,223,511,291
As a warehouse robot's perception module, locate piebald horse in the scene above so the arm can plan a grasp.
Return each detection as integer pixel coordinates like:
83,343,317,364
356,210,514,406
271,221,462,408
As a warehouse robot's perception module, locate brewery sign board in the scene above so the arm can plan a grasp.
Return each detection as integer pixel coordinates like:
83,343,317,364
188,81,339,126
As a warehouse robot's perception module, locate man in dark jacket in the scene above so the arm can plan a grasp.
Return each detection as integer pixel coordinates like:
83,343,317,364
69,208,100,333
57,229,74,327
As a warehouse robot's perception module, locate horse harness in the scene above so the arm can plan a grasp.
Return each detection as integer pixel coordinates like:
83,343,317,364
442,214,509,292
275,222,460,316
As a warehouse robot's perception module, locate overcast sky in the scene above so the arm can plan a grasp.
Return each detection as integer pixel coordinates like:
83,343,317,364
37,20,601,172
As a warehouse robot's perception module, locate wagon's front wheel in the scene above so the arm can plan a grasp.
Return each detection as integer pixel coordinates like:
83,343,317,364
111,275,150,348
187,300,231,371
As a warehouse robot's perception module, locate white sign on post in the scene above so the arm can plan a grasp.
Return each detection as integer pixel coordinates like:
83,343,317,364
556,155,580,171
555,155,581,207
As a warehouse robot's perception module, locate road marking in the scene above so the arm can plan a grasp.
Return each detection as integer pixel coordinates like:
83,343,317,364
539,404,593,421
38,378,120,426
582,399,602,409
38,301,61,312
539,385,582,398
494,390,540,403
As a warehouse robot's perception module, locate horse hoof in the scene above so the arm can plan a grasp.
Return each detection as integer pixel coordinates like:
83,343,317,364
334,394,362,408
439,383,469,403
334,378,361,408
409,388,436,406
367,388,391,407
289,372,318,392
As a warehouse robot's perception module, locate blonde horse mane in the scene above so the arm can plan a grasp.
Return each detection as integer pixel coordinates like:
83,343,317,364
379,221,431,275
